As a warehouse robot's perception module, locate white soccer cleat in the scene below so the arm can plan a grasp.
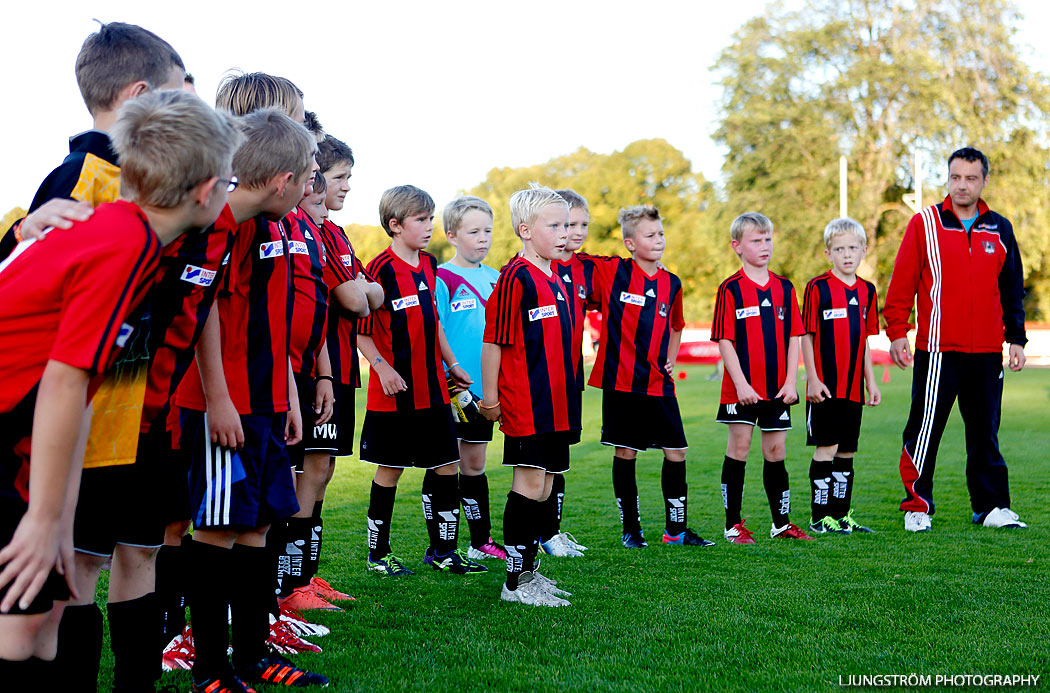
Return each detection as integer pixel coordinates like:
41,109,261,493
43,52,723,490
500,572,570,607
559,531,588,552
904,511,932,532
533,571,572,598
981,507,1027,529
539,533,584,557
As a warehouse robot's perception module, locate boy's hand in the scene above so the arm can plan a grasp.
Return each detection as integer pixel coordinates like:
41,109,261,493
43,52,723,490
479,400,502,423
447,364,472,392
285,406,303,446
1008,344,1026,372
314,378,334,424
209,397,244,449
890,337,913,369
865,380,882,407
663,360,675,375
806,378,831,403
19,199,94,240
0,511,74,613
376,361,408,396
777,381,799,405
736,383,761,406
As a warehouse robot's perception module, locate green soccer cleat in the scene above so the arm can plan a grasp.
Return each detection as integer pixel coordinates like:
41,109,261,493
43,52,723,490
839,508,875,533
424,547,488,574
367,552,414,577
809,515,850,535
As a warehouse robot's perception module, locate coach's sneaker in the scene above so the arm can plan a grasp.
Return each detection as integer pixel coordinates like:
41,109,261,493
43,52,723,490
809,516,849,534
276,609,330,638
367,552,414,577
540,533,584,557
533,570,572,598
978,507,1027,529
621,529,648,548
162,624,194,671
309,576,354,601
425,547,488,574
467,537,508,561
500,572,570,607
267,617,322,655
191,671,256,693
840,508,875,533
724,520,756,544
663,528,716,546
560,531,588,552
278,585,342,612
771,522,814,540
904,511,932,532
237,653,329,688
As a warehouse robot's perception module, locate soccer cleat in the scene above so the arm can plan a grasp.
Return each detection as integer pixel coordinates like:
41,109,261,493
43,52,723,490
424,547,488,574
500,572,570,607
275,609,330,638
237,653,329,688
309,576,354,601
367,552,414,577
267,617,322,655
162,624,195,671
621,530,648,548
904,511,932,532
191,672,256,693
840,508,875,533
466,537,508,561
559,531,588,552
540,533,584,557
662,528,716,546
771,522,814,540
809,516,849,534
723,520,756,544
278,585,342,612
533,571,571,598
978,507,1027,529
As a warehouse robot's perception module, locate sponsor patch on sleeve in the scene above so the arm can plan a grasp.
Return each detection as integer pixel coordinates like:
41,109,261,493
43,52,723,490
392,295,420,311
180,264,217,287
823,308,848,320
341,254,353,267
735,306,760,319
528,305,558,321
450,297,477,312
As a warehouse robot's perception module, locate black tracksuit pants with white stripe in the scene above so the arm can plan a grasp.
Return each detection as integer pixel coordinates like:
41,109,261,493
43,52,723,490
898,350,1010,515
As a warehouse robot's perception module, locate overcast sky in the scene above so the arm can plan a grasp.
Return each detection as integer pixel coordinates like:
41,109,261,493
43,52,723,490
3,1,1048,227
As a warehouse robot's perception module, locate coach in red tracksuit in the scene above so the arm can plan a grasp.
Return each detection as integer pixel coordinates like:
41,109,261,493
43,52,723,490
884,147,1028,533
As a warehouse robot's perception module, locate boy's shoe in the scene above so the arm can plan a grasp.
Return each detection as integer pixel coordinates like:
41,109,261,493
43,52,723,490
723,520,756,544
904,511,932,532
367,552,414,576
621,530,648,548
162,624,194,671
560,531,588,552
534,571,572,598
771,522,814,540
278,585,342,612
237,653,329,688
540,533,584,557
500,572,570,607
977,507,1027,529
275,609,330,638
267,617,322,655
309,576,354,601
662,528,716,546
809,516,849,534
466,538,508,561
424,547,488,574
840,508,875,533
191,672,256,693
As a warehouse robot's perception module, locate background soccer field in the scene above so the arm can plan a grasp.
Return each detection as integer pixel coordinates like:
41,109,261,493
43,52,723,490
102,366,1050,691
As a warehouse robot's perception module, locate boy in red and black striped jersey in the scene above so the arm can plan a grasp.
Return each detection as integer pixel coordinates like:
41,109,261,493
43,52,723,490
358,185,482,577
583,206,716,550
480,185,578,607
713,212,812,543
0,90,238,681
801,218,881,536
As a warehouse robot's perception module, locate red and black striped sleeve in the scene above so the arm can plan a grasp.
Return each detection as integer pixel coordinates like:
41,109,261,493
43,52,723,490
670,281,686,331
711,277,735,341
484,261,523,347
865,280,880,337
802,276,820,334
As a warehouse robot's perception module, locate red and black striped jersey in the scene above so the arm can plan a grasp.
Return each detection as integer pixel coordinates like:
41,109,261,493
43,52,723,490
318,220,366,387
176,215,292,415
359,248,449,412
553,254,595,391
713,270,804,404
285,208,330,377
802,272,879,403
582,256,685,397
140,205,239,432
483,257,580,437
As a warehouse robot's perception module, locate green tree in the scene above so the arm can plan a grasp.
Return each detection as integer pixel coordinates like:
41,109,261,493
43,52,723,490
712,0,1050,318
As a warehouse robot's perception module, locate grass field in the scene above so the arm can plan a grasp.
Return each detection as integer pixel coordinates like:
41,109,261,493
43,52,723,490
102,366,1050,691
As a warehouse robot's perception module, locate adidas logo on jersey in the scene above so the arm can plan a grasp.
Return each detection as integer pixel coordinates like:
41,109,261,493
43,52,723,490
563,273,572,283
557,291,566,301
761,298,772,307
418,280,428,291
849,296,859,305
304,229,314,240
646,288,656,298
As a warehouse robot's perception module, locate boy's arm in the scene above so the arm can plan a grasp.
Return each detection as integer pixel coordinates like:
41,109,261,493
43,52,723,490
863,341,881,406
196,305,244,448
775,336,800,405
0,361,89,612
437,322,472,391
801,333,830,402
361,274,384,310
664,328,683,375
285,358,302,446
331,280,369,317
313,341,335,425
718,339,760,405
357,334,407,396
479,343,502,423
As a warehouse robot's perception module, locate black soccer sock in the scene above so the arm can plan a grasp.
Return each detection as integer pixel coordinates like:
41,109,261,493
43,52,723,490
53,602,103,691
662,458,688,536
279,517,312,594
432,472,460,556
721,456,746,529
612,455,641,534
313,499,324,519
421,469,439,550
156,542,187,648
459,472,491,548
230,543,271,672
764,459,791,528
832,455,855,519
809,458,833,522
307,515,323,580
551,473,566,533
367,481,397,560
502,491,532,590
186,540,232,682
538,490,559,544
109,592,161,692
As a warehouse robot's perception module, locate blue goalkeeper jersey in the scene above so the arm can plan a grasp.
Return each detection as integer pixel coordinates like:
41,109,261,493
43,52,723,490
435,262,499,399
